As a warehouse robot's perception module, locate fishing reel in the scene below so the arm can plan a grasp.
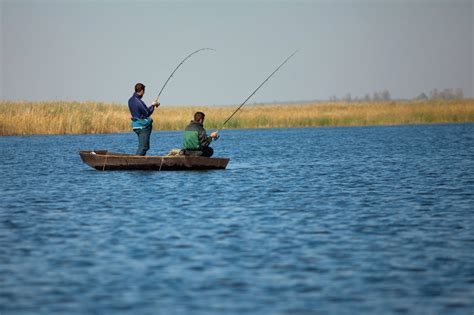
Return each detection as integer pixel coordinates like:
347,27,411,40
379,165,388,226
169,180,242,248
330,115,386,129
212,130,220,141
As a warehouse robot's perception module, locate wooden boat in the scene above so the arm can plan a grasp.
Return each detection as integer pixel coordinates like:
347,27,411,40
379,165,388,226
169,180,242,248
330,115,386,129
79,150,230,171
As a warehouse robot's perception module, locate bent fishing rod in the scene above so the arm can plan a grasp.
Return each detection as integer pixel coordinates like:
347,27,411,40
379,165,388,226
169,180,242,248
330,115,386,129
156,48,215,100
217,50,298,133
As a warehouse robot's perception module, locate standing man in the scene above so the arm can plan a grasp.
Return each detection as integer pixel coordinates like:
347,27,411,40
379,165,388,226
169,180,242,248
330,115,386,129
128,83,160,156
182,112,219,157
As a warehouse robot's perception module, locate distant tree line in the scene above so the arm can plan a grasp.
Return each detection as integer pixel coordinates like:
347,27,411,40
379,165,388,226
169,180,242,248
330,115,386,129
330,89,392,102
415,88,464,101
329,88,464,102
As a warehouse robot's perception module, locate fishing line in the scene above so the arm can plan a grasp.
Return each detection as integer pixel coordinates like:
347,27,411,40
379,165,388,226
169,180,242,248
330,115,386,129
217,50,298,132
156,48,216,100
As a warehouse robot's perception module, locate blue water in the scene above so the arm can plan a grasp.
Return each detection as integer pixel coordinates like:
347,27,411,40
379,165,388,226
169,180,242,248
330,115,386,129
1,124,474,314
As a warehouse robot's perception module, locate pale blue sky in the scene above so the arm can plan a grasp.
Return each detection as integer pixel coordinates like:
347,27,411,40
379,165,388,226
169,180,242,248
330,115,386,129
1,0,473,105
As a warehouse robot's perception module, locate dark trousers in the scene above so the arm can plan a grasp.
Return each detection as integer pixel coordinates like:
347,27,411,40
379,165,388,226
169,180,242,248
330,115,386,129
185,146,214,157
201,146,214,157
133,125,152,156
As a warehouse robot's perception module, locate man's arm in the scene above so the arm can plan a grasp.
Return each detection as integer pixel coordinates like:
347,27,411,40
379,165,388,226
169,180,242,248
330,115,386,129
139,98,159,117
198,129,213,148
146,97,160,115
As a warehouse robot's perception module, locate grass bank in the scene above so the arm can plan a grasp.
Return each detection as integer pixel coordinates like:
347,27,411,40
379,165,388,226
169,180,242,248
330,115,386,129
1,100,473,136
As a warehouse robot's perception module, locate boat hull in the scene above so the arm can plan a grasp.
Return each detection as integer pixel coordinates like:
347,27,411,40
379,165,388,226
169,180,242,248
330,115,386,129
79,150,229,171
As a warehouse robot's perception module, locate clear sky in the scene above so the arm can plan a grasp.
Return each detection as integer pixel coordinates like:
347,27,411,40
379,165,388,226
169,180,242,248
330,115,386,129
1,0,473,105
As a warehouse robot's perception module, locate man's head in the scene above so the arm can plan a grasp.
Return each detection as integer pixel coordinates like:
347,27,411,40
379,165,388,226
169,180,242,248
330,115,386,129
135,83,146,96
194,112,205,124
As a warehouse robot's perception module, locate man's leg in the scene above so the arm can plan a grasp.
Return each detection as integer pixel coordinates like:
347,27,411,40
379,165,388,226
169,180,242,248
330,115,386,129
134,129,143,155
201,146,214,157
135,125,152,156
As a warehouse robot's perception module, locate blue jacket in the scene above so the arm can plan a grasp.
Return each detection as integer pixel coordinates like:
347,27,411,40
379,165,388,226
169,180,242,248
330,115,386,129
128,93,155,119
128,93,155,129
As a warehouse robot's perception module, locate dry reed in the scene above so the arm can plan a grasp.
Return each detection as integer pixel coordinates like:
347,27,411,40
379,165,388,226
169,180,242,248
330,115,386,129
1,100,473,136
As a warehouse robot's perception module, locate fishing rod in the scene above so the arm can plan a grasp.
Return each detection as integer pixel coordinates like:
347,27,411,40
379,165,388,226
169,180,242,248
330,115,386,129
217,50,298,132
156,48,215,100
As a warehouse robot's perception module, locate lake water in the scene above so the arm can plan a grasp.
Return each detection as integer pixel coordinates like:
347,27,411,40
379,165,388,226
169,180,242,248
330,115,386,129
1,124,474,314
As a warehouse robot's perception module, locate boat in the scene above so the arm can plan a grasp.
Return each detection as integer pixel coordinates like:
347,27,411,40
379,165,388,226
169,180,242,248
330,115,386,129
79,150,230,171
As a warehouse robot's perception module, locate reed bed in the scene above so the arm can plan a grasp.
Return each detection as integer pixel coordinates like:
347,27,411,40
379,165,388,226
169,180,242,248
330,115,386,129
1,100,473,136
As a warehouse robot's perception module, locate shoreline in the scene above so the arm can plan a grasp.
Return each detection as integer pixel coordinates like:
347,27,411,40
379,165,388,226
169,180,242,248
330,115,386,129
1,121,474,138
1,100,473,136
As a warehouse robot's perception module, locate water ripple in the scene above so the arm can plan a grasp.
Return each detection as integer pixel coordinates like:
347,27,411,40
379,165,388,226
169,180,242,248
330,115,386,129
1,124,474,314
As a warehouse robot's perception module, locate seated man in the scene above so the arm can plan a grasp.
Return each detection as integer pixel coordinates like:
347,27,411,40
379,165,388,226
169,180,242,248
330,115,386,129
182,112,218,157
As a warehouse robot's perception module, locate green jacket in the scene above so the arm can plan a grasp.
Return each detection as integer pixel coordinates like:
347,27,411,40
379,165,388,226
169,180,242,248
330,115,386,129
183,121,213,150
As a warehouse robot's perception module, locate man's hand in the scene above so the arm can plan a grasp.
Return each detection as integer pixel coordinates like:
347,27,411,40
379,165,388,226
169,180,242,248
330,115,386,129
152,97,160,107
210,131,219,138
